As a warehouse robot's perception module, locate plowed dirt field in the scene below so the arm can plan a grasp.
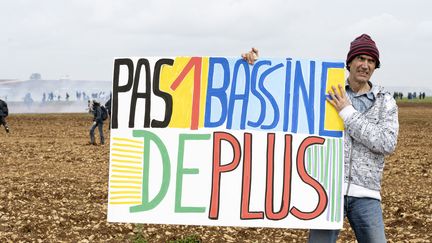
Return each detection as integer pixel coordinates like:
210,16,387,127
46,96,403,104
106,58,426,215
0,103,431,242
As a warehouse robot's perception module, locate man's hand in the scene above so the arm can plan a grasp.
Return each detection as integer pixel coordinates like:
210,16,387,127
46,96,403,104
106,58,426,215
326,84,351,112
241,47,259,65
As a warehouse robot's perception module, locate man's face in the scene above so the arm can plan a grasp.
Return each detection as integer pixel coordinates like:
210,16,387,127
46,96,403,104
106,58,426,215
348,54,376,83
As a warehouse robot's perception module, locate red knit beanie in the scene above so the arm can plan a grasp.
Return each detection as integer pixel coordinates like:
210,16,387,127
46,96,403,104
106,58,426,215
346,34,380,70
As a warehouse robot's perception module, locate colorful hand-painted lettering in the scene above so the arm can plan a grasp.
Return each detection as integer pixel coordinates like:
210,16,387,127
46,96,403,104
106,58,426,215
107,57,345,229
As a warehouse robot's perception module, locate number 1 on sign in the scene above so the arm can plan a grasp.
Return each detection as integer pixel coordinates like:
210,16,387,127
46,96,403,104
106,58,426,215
170,57,202,130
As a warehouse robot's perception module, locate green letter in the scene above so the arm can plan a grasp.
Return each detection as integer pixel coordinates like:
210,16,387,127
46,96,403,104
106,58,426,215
175,133,211,213
130,130,170,213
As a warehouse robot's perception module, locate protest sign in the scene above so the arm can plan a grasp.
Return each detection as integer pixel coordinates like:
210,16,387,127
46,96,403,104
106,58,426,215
107,56,345,229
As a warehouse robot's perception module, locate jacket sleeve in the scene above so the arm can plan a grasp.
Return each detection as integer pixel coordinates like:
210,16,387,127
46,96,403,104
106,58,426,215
340,94,399,155
92,109,97,121
95,107,103,122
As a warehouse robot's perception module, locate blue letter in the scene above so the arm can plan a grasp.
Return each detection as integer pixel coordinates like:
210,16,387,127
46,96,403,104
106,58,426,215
205,57,230,128
319,62,344,137
247,60,271,128
227,59,250,129
259,63,284,130
291,61,315,134
283,58,292,132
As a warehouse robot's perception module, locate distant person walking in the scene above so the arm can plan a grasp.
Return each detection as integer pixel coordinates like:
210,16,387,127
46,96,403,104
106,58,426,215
23,93,34,108
0,98,10,133
89,100,105,145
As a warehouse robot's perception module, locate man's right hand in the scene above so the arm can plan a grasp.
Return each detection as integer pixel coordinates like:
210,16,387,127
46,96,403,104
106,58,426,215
241,47,259,65
326,84,351,112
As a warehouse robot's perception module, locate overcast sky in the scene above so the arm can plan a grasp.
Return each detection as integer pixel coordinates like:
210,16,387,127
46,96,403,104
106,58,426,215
1,0,431,89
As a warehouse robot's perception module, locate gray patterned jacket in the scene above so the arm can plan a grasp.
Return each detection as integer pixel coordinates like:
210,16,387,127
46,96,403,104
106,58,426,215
343,85,399,192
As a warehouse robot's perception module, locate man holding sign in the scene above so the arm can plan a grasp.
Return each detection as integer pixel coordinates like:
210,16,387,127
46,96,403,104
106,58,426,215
243,34,399,242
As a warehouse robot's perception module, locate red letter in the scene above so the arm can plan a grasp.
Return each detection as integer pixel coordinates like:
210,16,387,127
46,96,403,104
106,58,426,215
170,57,202,130
265,134,293,220
241,133,264,219
209,132,241,219
290,136,328,220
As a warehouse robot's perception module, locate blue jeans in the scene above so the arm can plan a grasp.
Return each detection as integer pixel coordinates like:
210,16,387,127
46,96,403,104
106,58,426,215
308,196,386,243
90,121,104,144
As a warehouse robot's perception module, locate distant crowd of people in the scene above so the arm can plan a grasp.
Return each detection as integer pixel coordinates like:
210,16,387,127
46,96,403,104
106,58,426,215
1,91,109,103
41,91,109,103
393,91,427,100
0,93,112,139
0,91,111,109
